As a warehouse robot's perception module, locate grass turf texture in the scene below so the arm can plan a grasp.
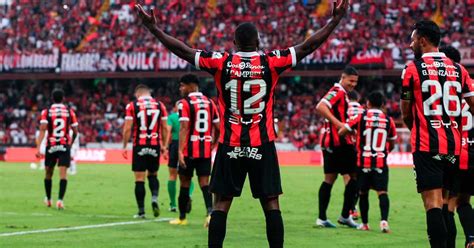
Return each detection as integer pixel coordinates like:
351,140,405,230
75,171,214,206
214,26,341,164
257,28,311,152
0,163,468,247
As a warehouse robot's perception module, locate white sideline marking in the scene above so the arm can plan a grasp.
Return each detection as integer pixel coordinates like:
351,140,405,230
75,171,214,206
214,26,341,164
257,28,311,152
1,212,125,219
0,218,173,237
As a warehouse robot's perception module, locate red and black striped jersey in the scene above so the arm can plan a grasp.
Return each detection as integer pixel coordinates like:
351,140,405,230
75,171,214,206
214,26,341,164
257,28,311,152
346,109,397,169
40,103,78,146
319,83,354,149
348,101,364,120
125,96,168,146
401,52,474,155
460,100,474,170
178,92,219,159
194,48,296,147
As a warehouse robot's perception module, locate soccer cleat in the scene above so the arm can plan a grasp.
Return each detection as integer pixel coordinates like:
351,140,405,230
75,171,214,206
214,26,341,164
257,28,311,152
314,218,337,228
186,198,192,213
133,213,146,219
44,197,52,208
169,206,177,212
357,223,370,231
56,200,64,210
152,202,160,217
338,216,359,228
169,218,188,226
380,220,390,233
203,215,211,228
350,209,359,220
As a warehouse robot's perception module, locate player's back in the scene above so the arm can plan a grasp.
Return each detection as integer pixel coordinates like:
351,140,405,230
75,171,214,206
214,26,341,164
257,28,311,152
40,103,77,147
348,101,364,119
402,52,472,155
126,96,167,146
179,92,218,159
195,48,296,147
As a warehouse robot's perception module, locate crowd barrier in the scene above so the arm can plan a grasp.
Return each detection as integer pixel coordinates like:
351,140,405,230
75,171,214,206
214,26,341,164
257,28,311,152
3,148,414,167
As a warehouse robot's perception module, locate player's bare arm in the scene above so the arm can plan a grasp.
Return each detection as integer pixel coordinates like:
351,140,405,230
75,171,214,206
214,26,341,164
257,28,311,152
178,120,190,168
135,4,196,64
293,0,348,61
338,125,351,136
400,100,413,129
161,119,169,160
211,121,220,150
70,126,78,145
122,119,133,159
36,123,47,158
316,101,345,130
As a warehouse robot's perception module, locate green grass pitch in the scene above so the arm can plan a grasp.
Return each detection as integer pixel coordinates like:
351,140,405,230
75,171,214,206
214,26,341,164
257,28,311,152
0,162,468,247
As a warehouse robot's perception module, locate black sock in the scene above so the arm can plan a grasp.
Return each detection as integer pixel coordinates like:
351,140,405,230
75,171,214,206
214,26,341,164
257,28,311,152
135,181,145,214
341,179,357,218
318,182,333,220
58,179,67,200
44,179,52,200
208,210,227,248
426,208,448,248
178,187,190,220
445,211,456,248
359,193,369,224
147,176,159,202
264,210,284,248
201,185,212,214
353,191,359,211
379,193,389,221
457,203,474,246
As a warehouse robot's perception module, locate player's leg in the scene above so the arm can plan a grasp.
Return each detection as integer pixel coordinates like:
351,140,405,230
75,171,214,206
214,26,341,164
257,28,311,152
209,194,233,248
171,157,193,224
377,190,390,233
68,147,78,175
317,172,337,226
133,171,146,218
56,165,68,209
196,159,213,217
338,146,359,227
442,165,458,248
43,156,54,207
344,173,359,220
357,169,370,230
259,196,283,248
457,170,474,247
147,170,160,217
167,141,179,212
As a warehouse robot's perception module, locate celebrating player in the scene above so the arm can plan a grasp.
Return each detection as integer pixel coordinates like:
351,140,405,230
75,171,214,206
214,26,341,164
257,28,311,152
339,91,397,232
136,0,349,246
400,20,474,248
315,66,360,228
169,74,219,227
36,89,78,210
122,84,169,219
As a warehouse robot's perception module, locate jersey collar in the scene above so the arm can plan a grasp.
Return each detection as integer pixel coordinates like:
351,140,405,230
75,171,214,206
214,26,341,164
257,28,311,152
51,103,65,107
188,92,203,97
138,96,153,100
235,51,260,57
422,52,446,58
334,83,347,93
368,109,383,114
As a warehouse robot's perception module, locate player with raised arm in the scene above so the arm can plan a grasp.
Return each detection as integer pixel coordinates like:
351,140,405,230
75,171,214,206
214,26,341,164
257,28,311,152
122,84,169,219
315,66,359,228
169,74,219,227
339,91,397,233
36,89,78,210
400,20,474,248
136,0,349,246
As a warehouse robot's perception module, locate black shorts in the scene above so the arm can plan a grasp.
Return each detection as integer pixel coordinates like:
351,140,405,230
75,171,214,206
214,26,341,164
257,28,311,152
323,145,357,175
210,142,282,199
443,164,458,193
179,157,211,177
413,151,458,193
168,140,179,168
458,169,474,195
358,167,389,192
45,145,71,167
132,145,160,172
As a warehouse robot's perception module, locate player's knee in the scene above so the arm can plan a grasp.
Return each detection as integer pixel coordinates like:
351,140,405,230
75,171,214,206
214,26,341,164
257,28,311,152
260,196,280,211
377,191,388,196
324,174,337,184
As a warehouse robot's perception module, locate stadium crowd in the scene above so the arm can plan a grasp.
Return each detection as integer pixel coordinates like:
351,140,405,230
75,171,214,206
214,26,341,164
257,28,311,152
0,77,402,149
0,0,473,63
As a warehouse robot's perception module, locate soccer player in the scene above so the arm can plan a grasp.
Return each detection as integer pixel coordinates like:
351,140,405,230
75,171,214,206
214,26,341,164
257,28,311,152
36,89,78,210
169,74,219,227
315,66,359,228
122,84,169,218
35,129,79,175
136,0,349,246
339,91,397,232
400,20,474,248
439,45,474,248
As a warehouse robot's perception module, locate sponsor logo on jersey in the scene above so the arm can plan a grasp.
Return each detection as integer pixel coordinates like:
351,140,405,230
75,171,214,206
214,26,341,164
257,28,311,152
462,137,474,147
229,114,263,125
227,147,262,160
139,133,159,138
430,120,459,129
138,147,159,157
190,135,213,142
362,151,386,158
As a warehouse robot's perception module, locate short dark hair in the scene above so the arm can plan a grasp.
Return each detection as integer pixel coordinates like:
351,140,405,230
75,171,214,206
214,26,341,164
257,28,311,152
439,45,461,63
234,22,259,47
52,89,64,103
134,84,150,93
348,90,360,101
180,74,200,86
367,91,385,108
414,20,441,46
343,66,358,76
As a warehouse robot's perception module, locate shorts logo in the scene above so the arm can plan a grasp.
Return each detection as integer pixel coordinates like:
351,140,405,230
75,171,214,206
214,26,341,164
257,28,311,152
227,147,262,160
362,168,383,174
432,154,457,164
48,145,67,154
138,148,158,157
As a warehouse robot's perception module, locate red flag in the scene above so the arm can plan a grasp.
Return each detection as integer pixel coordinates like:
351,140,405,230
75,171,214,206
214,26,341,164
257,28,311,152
110,14,118,30
88,16,100,25
86,32,99,42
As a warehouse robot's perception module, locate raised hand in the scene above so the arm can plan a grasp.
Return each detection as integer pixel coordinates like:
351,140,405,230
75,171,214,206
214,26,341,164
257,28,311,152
332,0,349,21
135,4,157,29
